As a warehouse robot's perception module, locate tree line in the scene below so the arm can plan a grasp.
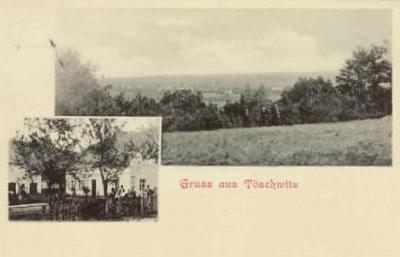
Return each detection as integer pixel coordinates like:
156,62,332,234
56,43,392,132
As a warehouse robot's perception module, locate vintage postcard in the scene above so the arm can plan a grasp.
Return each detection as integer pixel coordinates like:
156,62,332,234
0,1,399,257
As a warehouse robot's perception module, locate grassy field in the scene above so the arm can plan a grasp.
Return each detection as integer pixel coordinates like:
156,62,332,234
162,116,392,166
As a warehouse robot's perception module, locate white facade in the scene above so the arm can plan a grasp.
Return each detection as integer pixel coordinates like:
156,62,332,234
9,157,158,197
66,158,158,196
8,165,42,194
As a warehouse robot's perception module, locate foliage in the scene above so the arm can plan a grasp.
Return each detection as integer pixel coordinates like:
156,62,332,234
139,134,159,163
56,49,99,115
197,103,224,130
83,119,137,196
11,119,83,193
11,117,159,197
56,43,392,132
72,85,121,116
336,44,392,119
160,89,207,131
279,77,341,124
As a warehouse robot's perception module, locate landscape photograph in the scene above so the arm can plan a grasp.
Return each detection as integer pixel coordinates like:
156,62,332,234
55,9,392,166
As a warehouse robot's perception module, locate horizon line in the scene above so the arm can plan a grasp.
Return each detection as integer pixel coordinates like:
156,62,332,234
98,70,339,79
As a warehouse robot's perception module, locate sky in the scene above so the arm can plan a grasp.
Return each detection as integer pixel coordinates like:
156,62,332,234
56,9,391,77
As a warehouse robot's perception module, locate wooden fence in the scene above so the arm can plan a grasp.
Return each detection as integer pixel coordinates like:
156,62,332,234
9,194,157,221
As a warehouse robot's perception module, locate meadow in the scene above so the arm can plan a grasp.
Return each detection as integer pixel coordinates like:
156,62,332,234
162,116,392,166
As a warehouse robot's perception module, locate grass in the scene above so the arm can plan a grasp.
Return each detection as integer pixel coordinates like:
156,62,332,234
162,116,392,166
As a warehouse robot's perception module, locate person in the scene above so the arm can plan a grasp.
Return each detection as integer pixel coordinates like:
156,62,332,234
144,185,153,214
130,188,138,216
17,189,24,203
105,196,111,218
118,185,125,197
151,187,157,214
49,194,56,220
62,199,69,220
110,187,116,198
70,199,78,221
116,196,122,218
139,187,146,216
56,198,63,221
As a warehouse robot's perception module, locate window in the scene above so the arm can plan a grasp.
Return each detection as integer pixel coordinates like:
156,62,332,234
8,183,16,193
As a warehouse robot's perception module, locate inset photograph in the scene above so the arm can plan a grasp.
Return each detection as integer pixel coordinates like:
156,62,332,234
9,117,160,221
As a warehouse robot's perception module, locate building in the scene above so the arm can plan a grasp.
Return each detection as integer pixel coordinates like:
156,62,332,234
65,157,158,197
9,155,158,198
8,165,42,195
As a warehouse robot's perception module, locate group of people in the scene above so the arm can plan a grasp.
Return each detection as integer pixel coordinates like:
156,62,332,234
9,184,158,220
105,185,158,219
44,185,157,221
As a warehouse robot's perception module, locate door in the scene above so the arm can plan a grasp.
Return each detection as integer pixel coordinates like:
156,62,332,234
29,183,37,194
91,179,96,197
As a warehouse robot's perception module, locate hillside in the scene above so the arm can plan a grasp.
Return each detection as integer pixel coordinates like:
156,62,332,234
162,116,391,166
100,71,337,105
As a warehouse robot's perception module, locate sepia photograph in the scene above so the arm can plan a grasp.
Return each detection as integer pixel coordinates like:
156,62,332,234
1,1,400,257
54,9,392,166
8,117,160,221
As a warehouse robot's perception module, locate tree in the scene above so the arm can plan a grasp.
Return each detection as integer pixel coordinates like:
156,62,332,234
222,101,245,128
11,118,83,195
279,77,341,124
160,89,207,131
139,134,159,163
83,119,137,196
196,103,224,130
55,48,99,115
237,85,272,126
125,93,162,116
336,43,392,116
72,85,121,116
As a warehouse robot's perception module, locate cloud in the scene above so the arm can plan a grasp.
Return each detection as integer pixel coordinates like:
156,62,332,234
56,9,391,77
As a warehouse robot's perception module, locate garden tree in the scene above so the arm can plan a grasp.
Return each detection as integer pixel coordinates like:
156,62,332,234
11,118,84,194
73,85,122,116
279,77,341,124
253,85,271,106
55,48,99,115
237,85,273,126
336,43,392,116
124,93,162,116
239,85,256,108
83,119,137,196
75,87,162,117
160,89,207,131
222,101,245,128
196,103,224,130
